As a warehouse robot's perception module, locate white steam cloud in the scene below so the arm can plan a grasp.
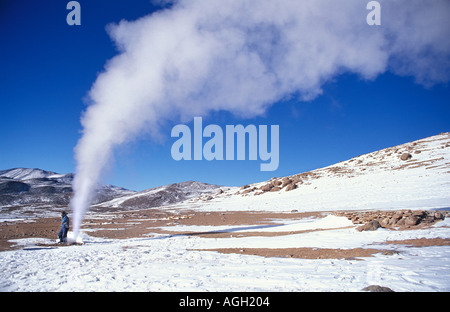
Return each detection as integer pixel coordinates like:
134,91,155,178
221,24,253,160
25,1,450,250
70,0,450,237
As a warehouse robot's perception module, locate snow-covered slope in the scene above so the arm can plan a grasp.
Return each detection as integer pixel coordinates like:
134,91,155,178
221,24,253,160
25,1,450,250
195,132,450,213
94,181,222,210
0,168,49,180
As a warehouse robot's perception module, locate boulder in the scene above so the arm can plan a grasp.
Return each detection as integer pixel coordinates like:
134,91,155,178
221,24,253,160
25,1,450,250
357,220,381,232
400,153,412,161
281,178,293,188
242,187,256,194
285,183,297,192
272,180,282,187
380,217,390,227
405,216,419,226
342,209,447,231
362,285,394,292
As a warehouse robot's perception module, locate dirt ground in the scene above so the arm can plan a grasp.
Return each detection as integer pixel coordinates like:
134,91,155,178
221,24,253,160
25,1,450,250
198,247,397,260
0,217,61,251
1,208,449,259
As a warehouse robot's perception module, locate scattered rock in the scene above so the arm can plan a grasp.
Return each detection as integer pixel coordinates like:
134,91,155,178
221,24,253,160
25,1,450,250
400,153,412,161
380,217,390,227
412,210,425,217
434,211,444,220
392,212,403,222
405,216,419,226
260,184,272,192
357,220,381,232
337,209,448,231
242,187,257,194
285,183,297,192
381,250,399,256
362,285,395,292
281,178,292,188
239,175,304,196
272,180,282,187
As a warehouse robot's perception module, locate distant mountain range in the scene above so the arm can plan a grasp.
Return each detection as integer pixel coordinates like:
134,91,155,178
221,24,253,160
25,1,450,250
0,168,221,219
93,181,222,211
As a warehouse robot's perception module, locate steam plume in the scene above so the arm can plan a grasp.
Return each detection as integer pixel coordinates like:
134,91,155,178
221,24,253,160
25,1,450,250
70,0,450,237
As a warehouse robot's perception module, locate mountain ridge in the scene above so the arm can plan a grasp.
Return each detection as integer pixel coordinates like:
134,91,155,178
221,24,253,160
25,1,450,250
0,168,222,219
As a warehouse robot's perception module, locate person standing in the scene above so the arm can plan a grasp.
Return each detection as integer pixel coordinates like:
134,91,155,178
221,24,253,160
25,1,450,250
58,211,70,244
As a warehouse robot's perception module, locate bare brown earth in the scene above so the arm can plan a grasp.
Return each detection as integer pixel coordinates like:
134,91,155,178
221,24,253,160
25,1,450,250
385,237,450,247
1,209,448,260
0,217,60,251
200,237,450,260
198,247,397,260
0,210,324,251
71,210,327,240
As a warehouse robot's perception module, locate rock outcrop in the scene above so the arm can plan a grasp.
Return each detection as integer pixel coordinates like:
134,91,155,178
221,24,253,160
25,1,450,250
362,285,395,292
335,210,448,231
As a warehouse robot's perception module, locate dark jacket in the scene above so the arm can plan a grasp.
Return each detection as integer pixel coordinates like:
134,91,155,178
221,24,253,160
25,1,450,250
61,215,70,229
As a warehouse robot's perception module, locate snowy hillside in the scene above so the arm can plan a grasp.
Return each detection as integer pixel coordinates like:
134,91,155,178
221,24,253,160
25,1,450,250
0,168,62,181
94,181,222,210
195,132,450,213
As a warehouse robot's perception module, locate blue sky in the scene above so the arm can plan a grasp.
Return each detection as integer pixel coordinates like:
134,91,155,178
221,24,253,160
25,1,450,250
1,0,449,191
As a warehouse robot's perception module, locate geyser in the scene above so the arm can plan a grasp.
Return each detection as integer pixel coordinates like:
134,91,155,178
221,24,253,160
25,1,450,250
69,0,450,238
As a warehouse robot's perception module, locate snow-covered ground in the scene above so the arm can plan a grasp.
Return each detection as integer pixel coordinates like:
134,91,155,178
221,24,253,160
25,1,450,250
1,133,449,291
1,215,449,292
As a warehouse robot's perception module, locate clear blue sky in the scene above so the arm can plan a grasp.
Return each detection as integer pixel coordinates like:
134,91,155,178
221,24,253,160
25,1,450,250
1,0,449,191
